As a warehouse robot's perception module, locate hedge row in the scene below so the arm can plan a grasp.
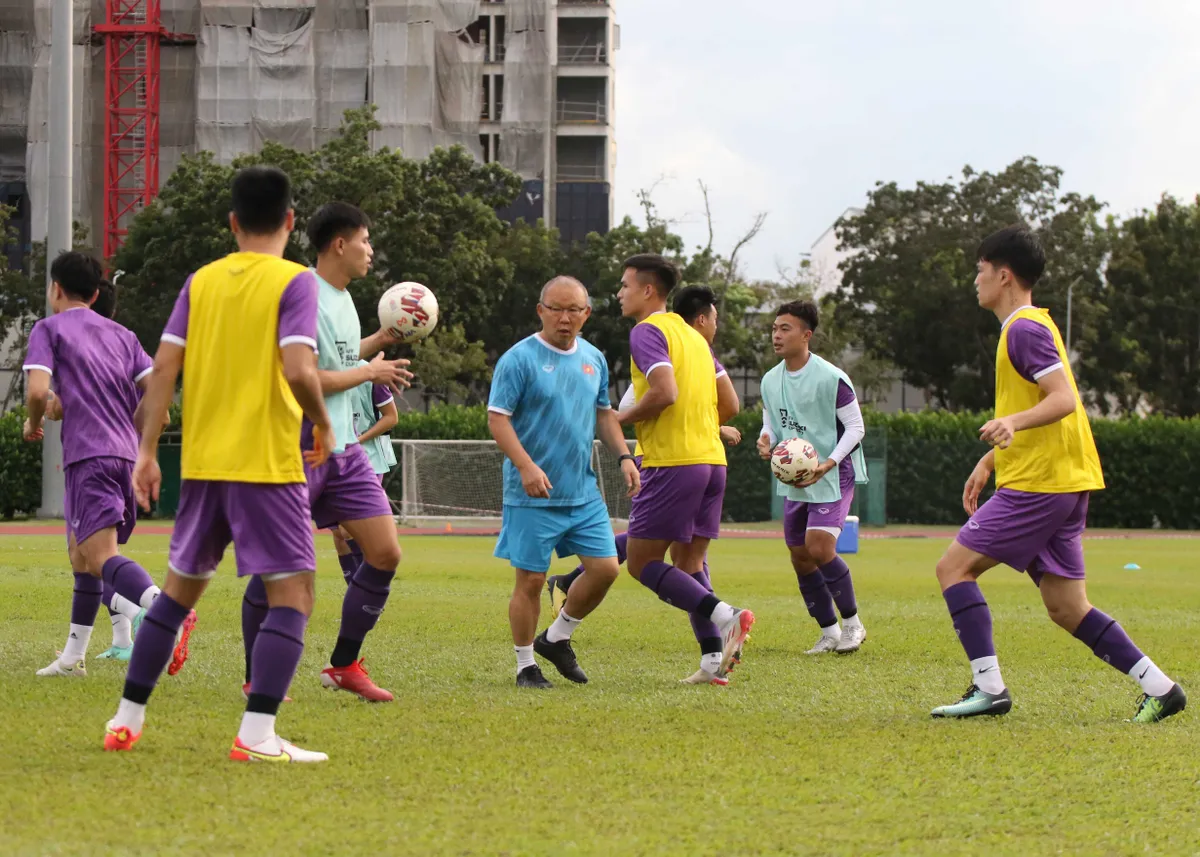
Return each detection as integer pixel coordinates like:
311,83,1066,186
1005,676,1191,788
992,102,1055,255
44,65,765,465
6,404,1199,529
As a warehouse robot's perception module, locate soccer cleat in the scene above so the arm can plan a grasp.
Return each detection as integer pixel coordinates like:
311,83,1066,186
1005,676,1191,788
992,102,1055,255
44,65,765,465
131,608,146,640
103,721,141,752
320,659,395,702
681,668,729,687
931,684,1013,718
516,664,553,689
719,609,755,674
835,623,867,654
1132,683,1187,724
533,630,588,683
95,645,133,662
805,633,842,655
229,735,328,763
545,575,570,620
242,682,293,704
167,609,197,676
36,656,87,677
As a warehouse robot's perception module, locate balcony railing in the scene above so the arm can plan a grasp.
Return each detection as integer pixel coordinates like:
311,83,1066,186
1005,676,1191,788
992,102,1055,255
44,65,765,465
557,162,605,181
556,100,607,123
559,0,608,5
480,100,504,121
558,43,607,65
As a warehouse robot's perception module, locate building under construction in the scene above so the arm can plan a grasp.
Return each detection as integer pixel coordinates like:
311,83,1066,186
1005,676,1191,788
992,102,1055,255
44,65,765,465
0,0,616,262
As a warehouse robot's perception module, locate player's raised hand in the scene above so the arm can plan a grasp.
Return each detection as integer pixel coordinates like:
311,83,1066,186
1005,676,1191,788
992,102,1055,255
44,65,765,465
720,425,742,446
132,452,161,511
620,458,641,497
304,423,333,468
518,462,552,499
979,416,1015,449
367,351,414,391
22,418,43,441
756,432,773,460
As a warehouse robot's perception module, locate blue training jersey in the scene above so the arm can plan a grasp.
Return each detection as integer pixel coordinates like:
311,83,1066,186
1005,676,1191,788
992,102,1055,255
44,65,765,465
488,334,611,507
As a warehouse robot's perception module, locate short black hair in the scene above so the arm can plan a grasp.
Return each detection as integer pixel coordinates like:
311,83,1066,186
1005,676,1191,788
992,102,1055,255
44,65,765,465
673,285,717,324
307,202,371,254
49,251,104,303
623,253,678,297
776,300,819,332
977,224,1046,287
91,278,117,318
230,165,292,235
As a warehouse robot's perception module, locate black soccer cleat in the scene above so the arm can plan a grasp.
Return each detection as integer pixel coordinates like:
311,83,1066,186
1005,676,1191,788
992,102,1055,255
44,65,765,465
516,665,553,689
533,630,588,684
1132,683,1187,724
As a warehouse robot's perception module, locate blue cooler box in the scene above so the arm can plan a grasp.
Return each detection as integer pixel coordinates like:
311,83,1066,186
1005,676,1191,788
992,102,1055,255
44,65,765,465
836,516,860,554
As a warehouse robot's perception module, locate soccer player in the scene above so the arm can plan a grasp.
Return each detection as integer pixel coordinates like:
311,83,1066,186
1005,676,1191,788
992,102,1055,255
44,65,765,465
616,255,755,684
756,300,869,654
489,276,638,688
330,364,399,584
102,165,336,762
931,224,1185,722
241,201,410,703
22,251,173,676
546,285,743,685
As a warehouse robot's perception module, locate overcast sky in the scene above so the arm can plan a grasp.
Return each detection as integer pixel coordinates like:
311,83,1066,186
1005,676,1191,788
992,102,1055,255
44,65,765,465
611,0,1200,281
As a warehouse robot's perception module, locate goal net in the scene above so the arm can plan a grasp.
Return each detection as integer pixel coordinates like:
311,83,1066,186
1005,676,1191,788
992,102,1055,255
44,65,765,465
390,439,638,525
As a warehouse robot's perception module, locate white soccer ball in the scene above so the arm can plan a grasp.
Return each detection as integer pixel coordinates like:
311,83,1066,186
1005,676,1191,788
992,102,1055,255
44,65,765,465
378,282,439,344
770,438,820,487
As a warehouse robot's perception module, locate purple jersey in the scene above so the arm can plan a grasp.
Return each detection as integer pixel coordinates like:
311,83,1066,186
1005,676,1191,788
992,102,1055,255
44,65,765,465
629,323,724,378
23,308,152,466
1006,319,1064,383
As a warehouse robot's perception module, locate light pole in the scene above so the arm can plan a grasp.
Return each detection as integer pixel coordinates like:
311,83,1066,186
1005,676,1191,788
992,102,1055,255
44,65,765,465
1065,277,1081,366
40,0,73,518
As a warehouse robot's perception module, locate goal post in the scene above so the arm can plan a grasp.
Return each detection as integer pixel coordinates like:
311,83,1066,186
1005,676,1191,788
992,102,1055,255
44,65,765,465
391,438,637,525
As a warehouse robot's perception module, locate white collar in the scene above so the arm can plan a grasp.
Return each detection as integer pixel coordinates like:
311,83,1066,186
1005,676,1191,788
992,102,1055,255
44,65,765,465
1000,305,1035,331
534,333,577,355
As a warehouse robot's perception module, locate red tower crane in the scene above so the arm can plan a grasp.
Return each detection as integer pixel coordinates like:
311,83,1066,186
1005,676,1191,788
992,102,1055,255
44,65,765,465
94,0,163,262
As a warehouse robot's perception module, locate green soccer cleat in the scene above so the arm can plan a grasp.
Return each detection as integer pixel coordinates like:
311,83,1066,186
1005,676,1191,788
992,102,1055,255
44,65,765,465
131,608,146,640
95,645,133,661
931,684,1012,719
1132,684,1187,724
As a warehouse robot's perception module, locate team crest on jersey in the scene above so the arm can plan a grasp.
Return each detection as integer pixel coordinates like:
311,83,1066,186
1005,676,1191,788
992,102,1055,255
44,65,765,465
582,364,595,376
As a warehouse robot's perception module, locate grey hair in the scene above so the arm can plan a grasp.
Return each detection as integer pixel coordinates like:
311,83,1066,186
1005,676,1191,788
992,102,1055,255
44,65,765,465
539,276,589,305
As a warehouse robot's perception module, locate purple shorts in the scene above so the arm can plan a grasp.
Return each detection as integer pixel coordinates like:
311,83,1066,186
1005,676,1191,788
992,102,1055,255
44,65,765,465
305,444,393,530
783,488,855,547
627,464,725,543
169,480,315,577
64,457,137,546
956,488,1089,583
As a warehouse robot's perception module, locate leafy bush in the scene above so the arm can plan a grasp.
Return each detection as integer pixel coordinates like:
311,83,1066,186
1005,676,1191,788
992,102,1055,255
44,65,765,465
0,408,43,519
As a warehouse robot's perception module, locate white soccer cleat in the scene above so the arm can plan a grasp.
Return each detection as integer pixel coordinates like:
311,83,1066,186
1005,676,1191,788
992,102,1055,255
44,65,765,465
36,656,87,677
229,734,328,763
718,608,755,674
835,622,866,653
805,634,841,655
680,668,729,686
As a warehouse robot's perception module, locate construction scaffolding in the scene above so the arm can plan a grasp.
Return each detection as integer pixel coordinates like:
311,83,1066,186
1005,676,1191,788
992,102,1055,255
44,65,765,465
1,0,549,256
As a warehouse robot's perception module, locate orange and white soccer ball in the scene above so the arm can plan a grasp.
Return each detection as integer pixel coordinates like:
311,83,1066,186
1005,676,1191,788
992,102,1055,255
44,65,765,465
378,282,439,343
770,438,820,487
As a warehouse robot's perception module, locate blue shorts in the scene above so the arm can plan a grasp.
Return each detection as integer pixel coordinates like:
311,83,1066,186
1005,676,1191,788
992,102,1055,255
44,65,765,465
494,498,617,573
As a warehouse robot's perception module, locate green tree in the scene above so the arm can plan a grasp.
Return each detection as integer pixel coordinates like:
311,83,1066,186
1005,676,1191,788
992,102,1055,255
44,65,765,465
111,107,534,400
1102,195,1200,416
833,157,1108,410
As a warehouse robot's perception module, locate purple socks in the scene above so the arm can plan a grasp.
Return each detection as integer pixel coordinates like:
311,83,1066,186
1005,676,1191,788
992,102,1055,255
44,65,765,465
330,563,395,667
820,557,858,619
1073,608,1144,674
637,560,718,616
101,556,156,608
688,566,720,648
337,554,357,584
122,594,191,704
798,571,838,628
242,576,270,683
246,607,308,712
71,573,103,626
942,581,996,660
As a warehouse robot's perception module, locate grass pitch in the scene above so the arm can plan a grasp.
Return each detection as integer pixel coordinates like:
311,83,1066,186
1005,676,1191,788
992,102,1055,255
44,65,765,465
1,532,1197,856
